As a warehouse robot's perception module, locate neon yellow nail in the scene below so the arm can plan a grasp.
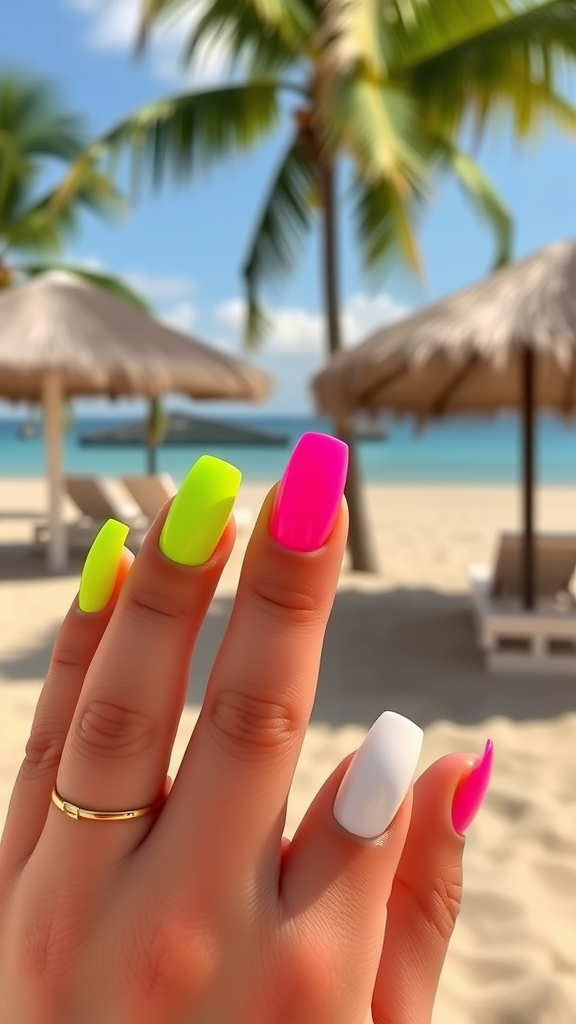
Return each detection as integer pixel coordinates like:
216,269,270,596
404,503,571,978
78,519,130,613
159,455,242,566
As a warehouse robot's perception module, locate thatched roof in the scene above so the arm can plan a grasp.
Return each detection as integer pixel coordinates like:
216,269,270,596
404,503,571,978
312,240,576,419
0,271,272,402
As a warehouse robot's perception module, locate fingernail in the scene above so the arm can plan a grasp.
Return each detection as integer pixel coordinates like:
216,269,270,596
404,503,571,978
159,454,242,566
451,739,494,835
333,711,424,839
270,432,348,552
78,519,130,613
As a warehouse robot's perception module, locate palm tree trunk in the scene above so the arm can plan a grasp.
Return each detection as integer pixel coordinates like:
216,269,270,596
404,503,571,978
145,398,161,475
319,162,379,572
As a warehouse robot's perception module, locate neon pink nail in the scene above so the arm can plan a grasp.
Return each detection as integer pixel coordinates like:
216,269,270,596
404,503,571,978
451,739,494,835
270,432,349,552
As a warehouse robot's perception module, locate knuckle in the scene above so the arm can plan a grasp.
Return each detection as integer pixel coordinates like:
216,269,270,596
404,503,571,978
22,722,64,780
401,867,462,945
208,688,301,762
125,585,190,626
73,699,159,762
49,645,85,674
427,869,463,941
249,574,321,625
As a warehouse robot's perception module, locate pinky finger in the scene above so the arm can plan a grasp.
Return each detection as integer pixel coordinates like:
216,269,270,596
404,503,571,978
371,744,493,1024
0,526,132,879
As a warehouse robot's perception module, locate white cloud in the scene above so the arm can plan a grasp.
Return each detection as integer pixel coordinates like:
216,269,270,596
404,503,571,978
213,292,409,353
66,254,194,301
342,292,410,341
64,0,231,83
66,252,105,271
124,270,193,301
160,300,196,331
68,0,140,51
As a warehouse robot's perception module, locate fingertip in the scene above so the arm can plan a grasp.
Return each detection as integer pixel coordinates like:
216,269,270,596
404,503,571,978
136,491,238,576
451,739,494,837
111,546,134,599
268,432,349,554
414,745,493,842
78,519,131,614
159,455,242,566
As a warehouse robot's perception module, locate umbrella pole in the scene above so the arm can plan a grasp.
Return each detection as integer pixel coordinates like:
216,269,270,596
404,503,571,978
43,370,67,573
521,346,535,610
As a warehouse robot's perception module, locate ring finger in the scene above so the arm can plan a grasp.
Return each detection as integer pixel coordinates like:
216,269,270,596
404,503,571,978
34,456,241,879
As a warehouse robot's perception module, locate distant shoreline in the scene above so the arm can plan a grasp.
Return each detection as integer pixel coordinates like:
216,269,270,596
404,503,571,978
3,413,576,486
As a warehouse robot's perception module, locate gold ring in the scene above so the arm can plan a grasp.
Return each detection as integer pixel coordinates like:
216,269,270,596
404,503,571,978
51,784,166,822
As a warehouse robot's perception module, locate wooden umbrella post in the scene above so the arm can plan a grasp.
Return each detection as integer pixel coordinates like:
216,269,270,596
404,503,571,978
521,345,535,610
43,369,67,573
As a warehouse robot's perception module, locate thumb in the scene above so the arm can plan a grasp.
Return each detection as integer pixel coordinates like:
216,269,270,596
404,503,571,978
372,741,493,1024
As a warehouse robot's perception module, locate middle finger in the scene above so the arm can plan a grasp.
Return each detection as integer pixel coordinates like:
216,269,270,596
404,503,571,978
152,433,349,903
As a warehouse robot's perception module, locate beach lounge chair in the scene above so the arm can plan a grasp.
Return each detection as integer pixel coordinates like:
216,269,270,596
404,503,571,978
468,532,576,675
121,474,177,520
34,476,148,554
121,473,254,530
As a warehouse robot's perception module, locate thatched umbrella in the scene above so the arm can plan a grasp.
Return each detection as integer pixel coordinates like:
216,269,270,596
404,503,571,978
313,240,576,610
0,271,272,571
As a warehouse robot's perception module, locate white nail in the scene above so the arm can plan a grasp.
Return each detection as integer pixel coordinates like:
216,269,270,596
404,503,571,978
333,711,424,839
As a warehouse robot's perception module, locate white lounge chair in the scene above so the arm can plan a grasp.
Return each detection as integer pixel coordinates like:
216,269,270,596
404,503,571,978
34,476,148,554
121,473,254,530
121,474,177,520
468,532,576,675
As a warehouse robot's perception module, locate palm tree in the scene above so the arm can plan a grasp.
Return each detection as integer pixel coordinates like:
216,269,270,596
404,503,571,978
0,72,134,292
64,0,576,570
0,71,168,470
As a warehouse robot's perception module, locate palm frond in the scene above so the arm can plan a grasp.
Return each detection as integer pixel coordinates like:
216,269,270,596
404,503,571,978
0,72,124,262
2,207,69,256
0,72,88,236
137,0,313,65
242,133,318,346
2,161,126,258
385,0,571,72
136,0,189,50
61,83,282,202
431,137,512,268
21,263,153,313
408,5,576,140
0,73,85,161
183,0,306,76
349,168,423,273
314,0,392,75
323,72,429,198
45,157,126,219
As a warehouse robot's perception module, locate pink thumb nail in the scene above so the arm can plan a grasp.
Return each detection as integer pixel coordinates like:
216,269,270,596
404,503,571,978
451,739,494,835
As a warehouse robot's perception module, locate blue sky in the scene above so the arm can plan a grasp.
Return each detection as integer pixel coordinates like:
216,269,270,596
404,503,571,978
2,0,576,415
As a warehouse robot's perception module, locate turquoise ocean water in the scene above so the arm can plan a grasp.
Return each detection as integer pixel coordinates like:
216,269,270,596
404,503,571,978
2,414,576,485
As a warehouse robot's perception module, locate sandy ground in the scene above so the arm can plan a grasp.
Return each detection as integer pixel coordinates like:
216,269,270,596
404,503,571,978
1,476,576,1023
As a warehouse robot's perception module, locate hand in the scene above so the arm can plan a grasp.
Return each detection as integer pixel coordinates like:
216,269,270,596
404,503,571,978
0,434,492,1024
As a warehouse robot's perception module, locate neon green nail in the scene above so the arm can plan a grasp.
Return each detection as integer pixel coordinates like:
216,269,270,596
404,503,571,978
159,455,242,566
78,519,130,613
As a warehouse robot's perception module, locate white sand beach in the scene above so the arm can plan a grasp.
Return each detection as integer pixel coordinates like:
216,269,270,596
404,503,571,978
1,477,576,1023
